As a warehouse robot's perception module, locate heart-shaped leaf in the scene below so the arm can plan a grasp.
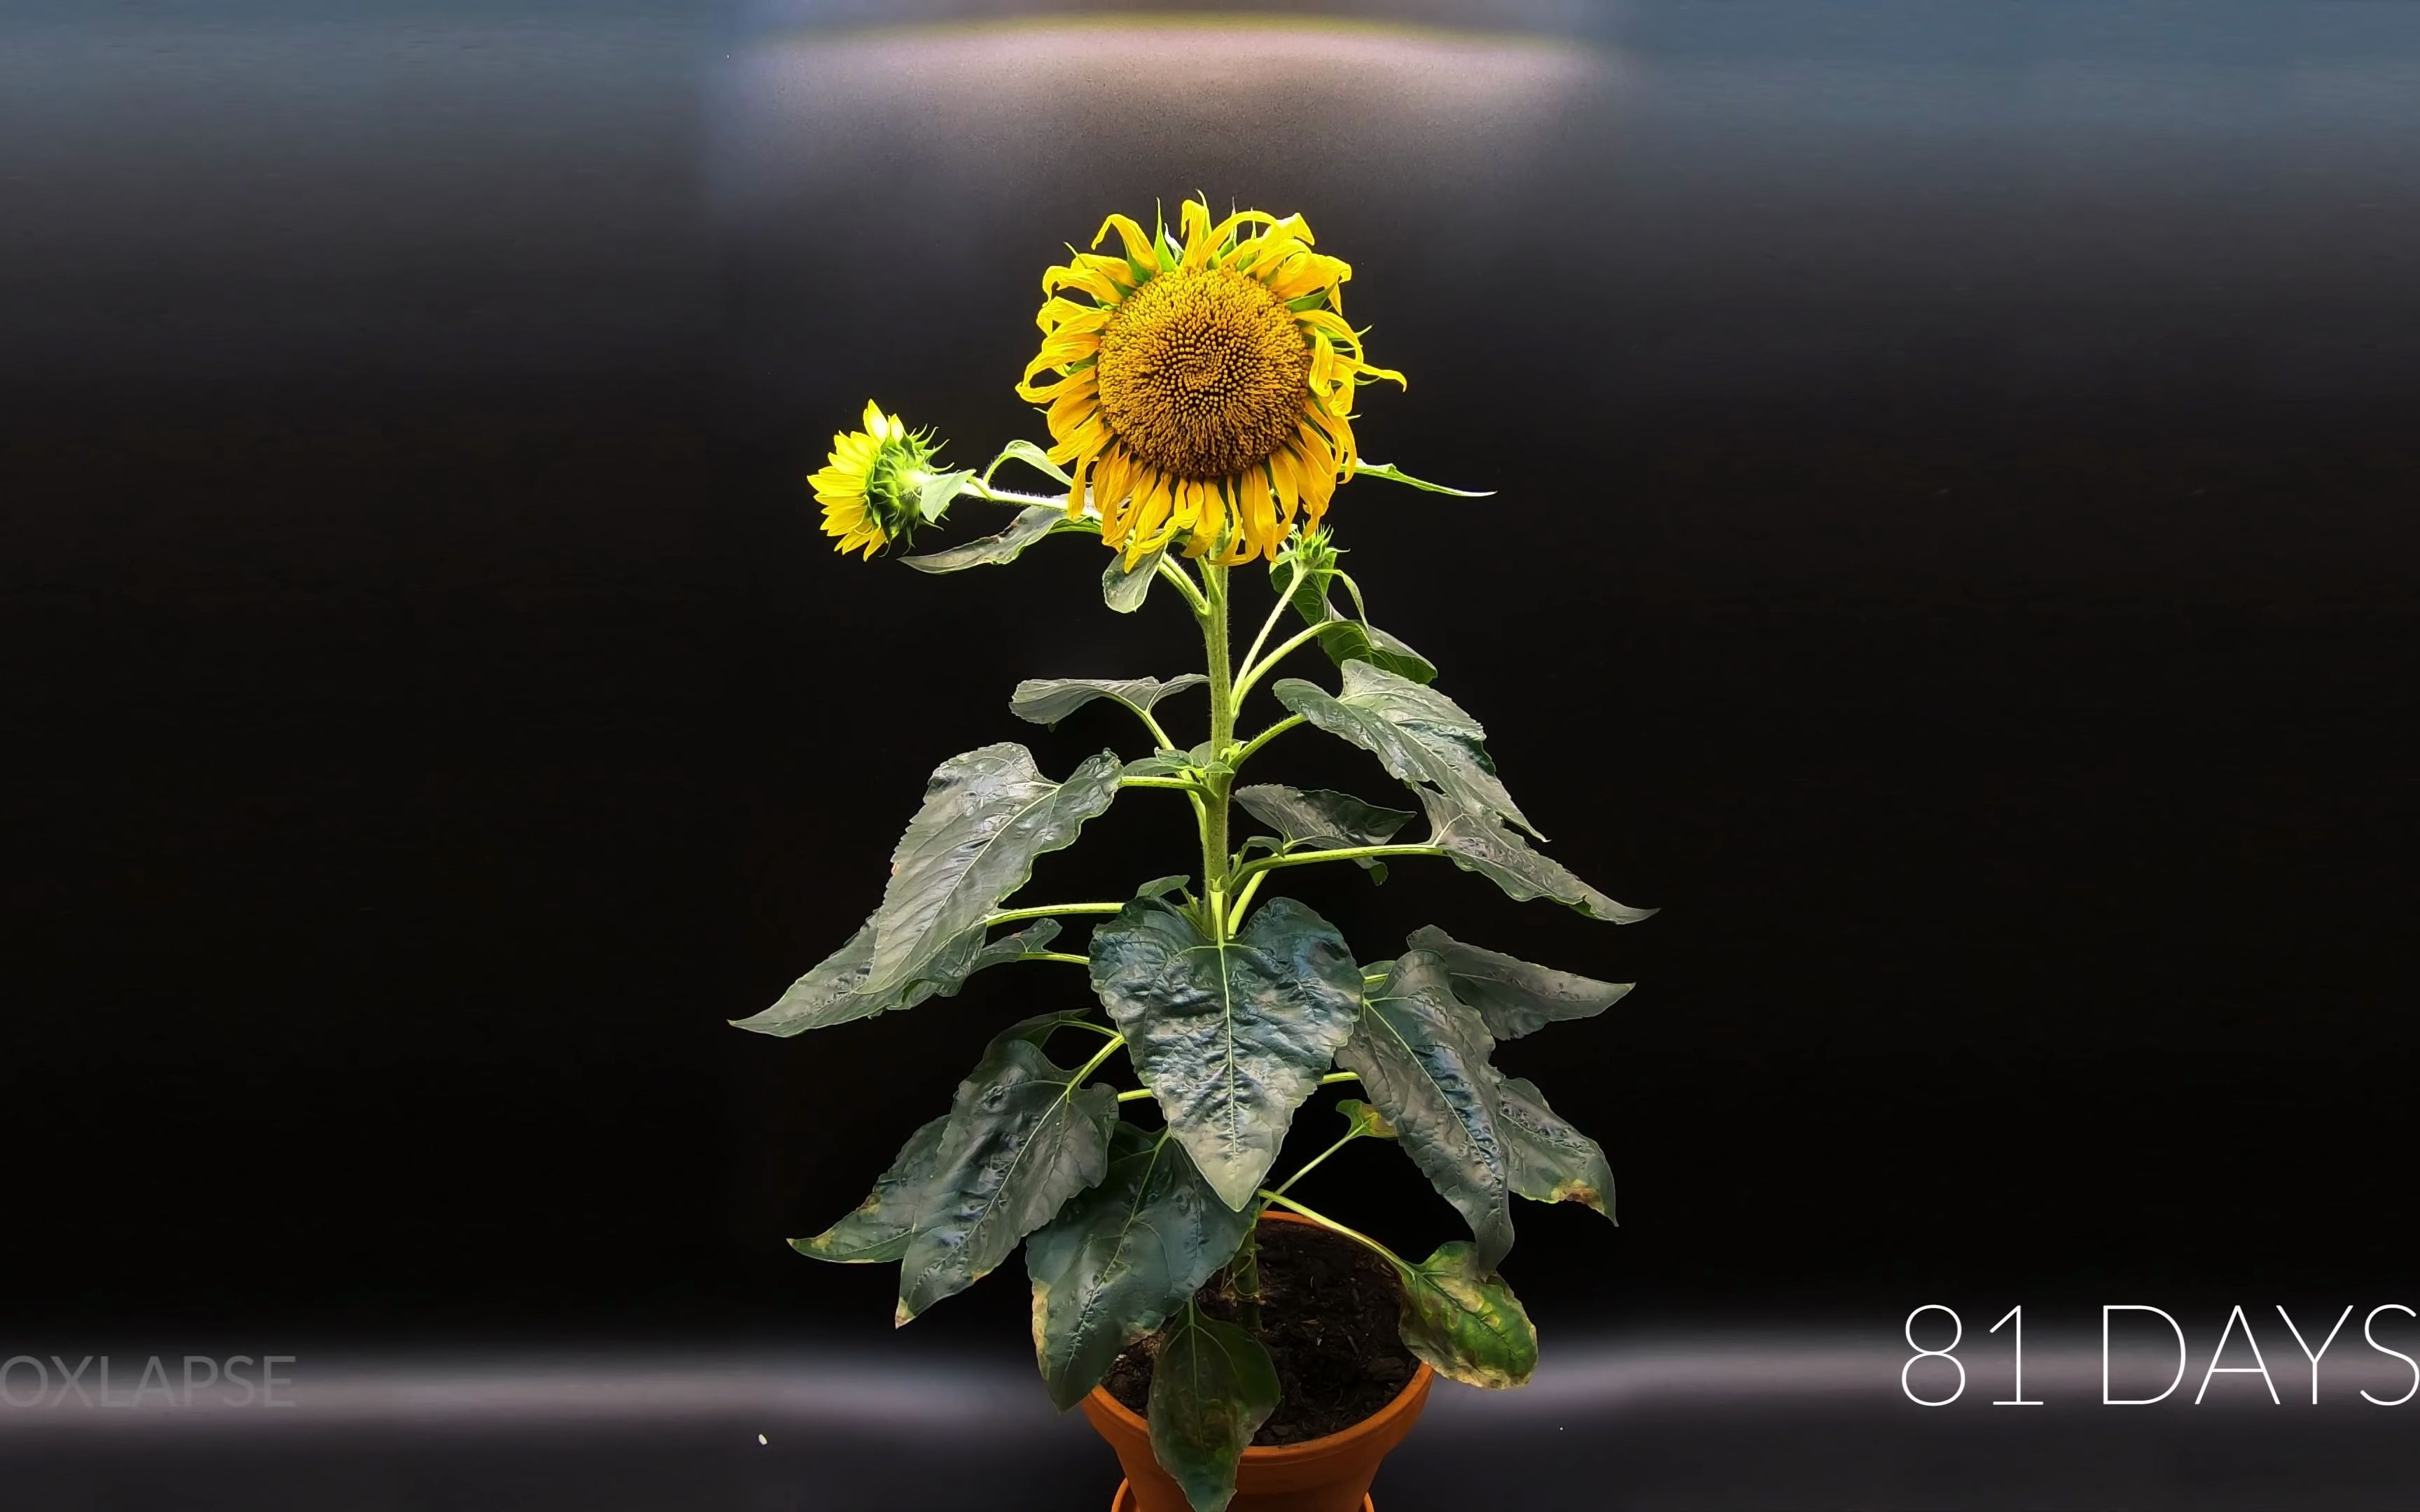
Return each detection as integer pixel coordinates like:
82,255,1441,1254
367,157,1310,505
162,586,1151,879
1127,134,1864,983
787,1031,1118,1324
1011,675,1207,729
1148,1306,1281,1512
1337,951,1515,1271
863,744,1122,997
733,919,1060,1037
1274,663,1539,839
1397,1241,1538,1390
1417,790,1652,923
1403,925,1633,1040
1026,1126,1252,1410
1089,897,1363,1210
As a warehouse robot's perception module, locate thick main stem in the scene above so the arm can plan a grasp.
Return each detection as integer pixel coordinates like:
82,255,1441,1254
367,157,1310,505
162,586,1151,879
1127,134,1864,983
1199,564,1235,936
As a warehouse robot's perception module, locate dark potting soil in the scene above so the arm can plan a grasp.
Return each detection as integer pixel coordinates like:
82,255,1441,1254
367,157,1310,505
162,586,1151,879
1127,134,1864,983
1104,1220,1418,1445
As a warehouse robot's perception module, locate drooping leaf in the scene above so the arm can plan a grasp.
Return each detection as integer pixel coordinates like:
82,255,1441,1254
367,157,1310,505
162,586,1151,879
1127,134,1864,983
1336,951,1515,1272
1104,543,1169,612
1311,620,1438,685
1417,790,1653,923
1232,785,1414,854
1122,752,1192,778
1026,1126,1253,1411
892,1035,1119,1324
1335,1098,1398,1138
1403,925,1633,1040
902,505,1091,573
1011,675,1206,729
789,1114,952,1264
1274,662,1540,839
1089,897,1363,1210
1148,1306,1281,1512
1353,461,1494,497
862,745,1122,997
1396,1241,1538,1390
982,438,1073,488
1134,874,1191,900
1267,552,1437,684
732,919,1061,1037
915,467,977,524
1495,1074,1615,1221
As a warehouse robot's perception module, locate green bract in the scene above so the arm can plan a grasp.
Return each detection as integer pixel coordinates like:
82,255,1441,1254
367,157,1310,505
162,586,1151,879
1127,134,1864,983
746,438,1652,1512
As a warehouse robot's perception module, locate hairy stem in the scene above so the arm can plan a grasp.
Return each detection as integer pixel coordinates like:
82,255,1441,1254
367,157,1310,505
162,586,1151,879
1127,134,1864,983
1235,843,1444,882
1230,620,1328,705
1200,564,1235,937
985,901,1127,925
1230,713,1305,771
1256,1191,1410,1275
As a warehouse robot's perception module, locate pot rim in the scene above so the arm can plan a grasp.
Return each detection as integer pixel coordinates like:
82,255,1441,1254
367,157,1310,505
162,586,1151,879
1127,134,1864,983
1080,1210,1436,1464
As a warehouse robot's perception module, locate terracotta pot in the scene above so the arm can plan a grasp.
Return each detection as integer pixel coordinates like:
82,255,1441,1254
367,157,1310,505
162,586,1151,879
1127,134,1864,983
1080,1211,1435,1512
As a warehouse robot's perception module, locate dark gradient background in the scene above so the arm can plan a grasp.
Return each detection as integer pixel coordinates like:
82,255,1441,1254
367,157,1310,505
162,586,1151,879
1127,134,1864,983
6,0,2418,1505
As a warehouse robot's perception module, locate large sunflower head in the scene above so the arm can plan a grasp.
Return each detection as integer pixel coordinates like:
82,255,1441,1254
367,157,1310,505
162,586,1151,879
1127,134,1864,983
1017,197,1405,566
810,400,943,559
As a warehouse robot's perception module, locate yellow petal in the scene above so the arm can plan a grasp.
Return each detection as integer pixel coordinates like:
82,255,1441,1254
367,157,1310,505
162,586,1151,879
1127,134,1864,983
1178,198,1216,271
1092,213,1157,269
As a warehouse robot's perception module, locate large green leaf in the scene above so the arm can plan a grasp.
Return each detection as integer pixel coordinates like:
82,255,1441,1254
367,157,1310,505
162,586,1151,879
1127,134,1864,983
1025,1126,1252,1410
862,744,1122,998
1088,897,1363,1210
901,505,1090,573
1403,925,1633,1040
1495,1074,1615,1221
1011,675,1206,729
1148,1306,1281,1512
788,1114,951,1264
1232,785,1413,852
733,919,1060,1037
1396,1241,1538,1390
1336,952,1515,1272
1273,662,1539,839
1417,790,1653,923
877,1035,1118,1325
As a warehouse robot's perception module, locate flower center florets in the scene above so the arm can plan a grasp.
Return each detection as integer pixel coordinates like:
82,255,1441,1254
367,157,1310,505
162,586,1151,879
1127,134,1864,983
1095,268,1311,480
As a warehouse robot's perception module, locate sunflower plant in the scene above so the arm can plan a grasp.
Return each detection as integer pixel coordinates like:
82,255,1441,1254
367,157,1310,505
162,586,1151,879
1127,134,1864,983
751,199,1651,1512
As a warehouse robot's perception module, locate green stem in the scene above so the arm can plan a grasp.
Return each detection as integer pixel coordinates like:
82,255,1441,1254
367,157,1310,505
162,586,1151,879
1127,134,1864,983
1230,713,1304,771
1319,1070,1360,1086
1118,775,1212,796
985,901,1127,925
1066,1032,1127,1087
1157,557,1211,618
1230,620,1327,705
1020,951,1092,967
1228,1226,1263,1333
1114,1087,1154,1102
1223,868,1268,934
1267,1128,1361,1198
1236,561,1305,688
1199,564,1235,936
1236,844,1444,883
1256,1191,1410,1274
